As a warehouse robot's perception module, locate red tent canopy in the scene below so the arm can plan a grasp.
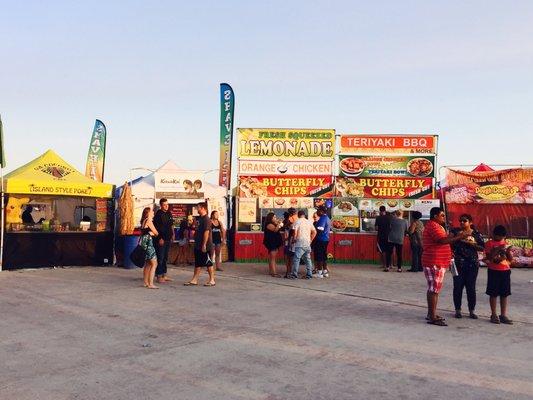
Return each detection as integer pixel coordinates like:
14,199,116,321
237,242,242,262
471,163,494,172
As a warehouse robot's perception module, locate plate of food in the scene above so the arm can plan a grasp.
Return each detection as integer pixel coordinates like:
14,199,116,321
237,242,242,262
260,197,273,208
401,200,413,209
340,157,366,176
406,158,433,177
300,198,314,208
288,197,300,208
387,199,399,208
331,217,347,232
273,198,287,208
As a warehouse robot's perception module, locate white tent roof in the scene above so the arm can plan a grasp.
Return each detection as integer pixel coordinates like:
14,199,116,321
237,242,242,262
126,160,226,201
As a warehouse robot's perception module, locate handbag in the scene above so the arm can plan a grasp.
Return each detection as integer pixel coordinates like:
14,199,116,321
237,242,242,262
450,258,459,277
130,235,147,268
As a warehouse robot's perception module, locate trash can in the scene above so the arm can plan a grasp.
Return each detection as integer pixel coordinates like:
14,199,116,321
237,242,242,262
123,234,140,269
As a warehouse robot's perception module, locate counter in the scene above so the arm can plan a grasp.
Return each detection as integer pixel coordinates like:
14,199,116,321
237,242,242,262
3,231,114,270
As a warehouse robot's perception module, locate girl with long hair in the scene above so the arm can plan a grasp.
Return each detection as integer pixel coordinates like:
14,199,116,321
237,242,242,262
140,207,159,289
210,210,226,272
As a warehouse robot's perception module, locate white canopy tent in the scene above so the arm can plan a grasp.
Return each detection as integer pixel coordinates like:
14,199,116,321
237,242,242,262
119,160,227,227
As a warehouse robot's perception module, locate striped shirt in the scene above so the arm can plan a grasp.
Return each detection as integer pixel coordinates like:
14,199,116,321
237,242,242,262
422,220,452,268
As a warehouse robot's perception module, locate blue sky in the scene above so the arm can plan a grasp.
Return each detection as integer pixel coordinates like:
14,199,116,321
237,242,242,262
1,1,532,185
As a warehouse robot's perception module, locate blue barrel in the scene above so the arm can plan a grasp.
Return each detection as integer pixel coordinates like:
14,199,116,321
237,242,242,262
123,234,141,269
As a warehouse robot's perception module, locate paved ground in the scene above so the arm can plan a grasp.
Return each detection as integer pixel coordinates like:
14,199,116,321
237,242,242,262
1,262,532,400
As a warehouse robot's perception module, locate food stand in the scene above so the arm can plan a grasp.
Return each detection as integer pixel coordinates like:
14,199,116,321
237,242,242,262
332,134,439,263
115,160,228,266
442,165,533,267
2,150,114,269
234,128,336,261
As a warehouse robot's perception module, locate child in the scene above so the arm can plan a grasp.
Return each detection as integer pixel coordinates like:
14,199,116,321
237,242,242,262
484,225,513,324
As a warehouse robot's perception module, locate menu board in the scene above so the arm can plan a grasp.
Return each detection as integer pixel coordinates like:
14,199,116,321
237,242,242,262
95,198,111,232
331,198,360,233
169,204,188,220
238,198,257,223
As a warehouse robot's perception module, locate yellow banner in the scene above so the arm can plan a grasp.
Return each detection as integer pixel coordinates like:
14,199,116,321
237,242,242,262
237,128,335,160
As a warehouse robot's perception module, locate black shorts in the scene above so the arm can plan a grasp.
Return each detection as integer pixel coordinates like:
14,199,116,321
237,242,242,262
377,238,389,254
486,269,511,297
314,241,329,262
194,249,213,268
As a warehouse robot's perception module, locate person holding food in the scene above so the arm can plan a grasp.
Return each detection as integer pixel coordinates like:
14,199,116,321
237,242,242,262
375,206,391,270
313,206,331,278
484,225,514,324
263,212,284,278
291,211,317,279
407,211,424,272
423,207,468,326
386,210,409,272
450,214,484,319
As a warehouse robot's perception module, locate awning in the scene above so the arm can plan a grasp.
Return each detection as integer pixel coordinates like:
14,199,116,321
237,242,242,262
4,149,114,198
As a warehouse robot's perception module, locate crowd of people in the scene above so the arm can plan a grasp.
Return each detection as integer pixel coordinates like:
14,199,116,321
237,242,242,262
136,200,514,328
263,206,331,279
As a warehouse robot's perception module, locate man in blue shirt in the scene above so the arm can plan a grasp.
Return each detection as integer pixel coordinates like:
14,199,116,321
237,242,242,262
314,206,332,278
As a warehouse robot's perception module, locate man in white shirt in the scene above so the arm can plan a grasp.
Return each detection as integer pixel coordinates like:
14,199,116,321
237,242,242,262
290,211,317,279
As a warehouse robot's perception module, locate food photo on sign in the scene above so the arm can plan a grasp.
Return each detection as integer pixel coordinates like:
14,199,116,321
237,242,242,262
331,198,360,233
338,155,435,178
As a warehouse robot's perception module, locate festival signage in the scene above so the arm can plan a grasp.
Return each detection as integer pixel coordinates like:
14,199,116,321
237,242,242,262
340,134,437,155
85,119,107,182
219,83,234,189
444,168,533,204
238,159,333,176
154,172,204,200
238,176,333,198
338,155,435,178
335,177,434,199
331,198,360,233
237,128,335,160
238,198,257,223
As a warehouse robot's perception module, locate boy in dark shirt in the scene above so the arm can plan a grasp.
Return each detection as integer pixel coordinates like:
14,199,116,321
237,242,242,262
375,206,391,270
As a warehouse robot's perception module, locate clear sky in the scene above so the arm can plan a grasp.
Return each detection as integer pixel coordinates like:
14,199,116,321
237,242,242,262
1,1,532,185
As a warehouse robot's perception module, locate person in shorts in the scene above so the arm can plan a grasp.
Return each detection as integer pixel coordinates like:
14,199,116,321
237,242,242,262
184,202,215,287
485,225,513,324
375,206,391,270
313,206,331,278
422,207,467,326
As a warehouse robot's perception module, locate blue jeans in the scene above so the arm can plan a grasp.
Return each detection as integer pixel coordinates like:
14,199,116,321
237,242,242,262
292,246,313,277
155,240,170,276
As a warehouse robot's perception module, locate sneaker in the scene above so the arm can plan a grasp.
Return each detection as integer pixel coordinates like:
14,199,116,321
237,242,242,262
454,310,462,319
304,275,312,279
312,269,318,276
316,270,323,278
469,311,478,319
490,315,500,324
323,270,330,278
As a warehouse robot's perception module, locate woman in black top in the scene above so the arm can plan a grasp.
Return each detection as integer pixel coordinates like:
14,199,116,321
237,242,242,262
263,212,283,278
210,210,226,272
451,214,485,319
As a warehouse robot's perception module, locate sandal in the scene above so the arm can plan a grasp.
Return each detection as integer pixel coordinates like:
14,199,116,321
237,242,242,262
426,315,445,321
204,282,216,287
183,282,198,286
499,315,513,325
270,273,282,278
427,318,447,326
490,315,500,324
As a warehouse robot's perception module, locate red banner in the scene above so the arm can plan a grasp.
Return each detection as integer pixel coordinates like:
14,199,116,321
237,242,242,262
444,168,533,204
340,135,437,154
238,176,333,197
335,176,434,199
